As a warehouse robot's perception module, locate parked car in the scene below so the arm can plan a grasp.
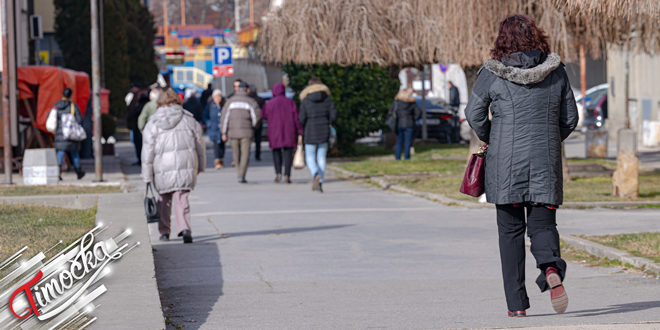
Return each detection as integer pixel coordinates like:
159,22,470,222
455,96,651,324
414,97,460,143
575,83,607,129
582,93,608,131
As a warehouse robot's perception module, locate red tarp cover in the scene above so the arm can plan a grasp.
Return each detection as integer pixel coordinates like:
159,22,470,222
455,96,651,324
17,66,90,133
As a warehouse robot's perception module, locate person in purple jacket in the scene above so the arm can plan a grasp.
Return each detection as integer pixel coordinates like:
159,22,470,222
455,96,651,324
261,82,303,183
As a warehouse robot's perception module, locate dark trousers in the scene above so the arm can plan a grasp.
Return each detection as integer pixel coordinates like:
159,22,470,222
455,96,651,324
132,129,142,162
395,127,414,160
254,124,263,160
272,148,294,176
496,204,566,311
213,140,225,160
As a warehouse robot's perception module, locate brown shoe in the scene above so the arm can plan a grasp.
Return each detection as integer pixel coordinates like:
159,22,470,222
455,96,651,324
275,174,282,182
231,161,236,167
312,174,321,191
219,159,224,168
508,310,526,317
214,159,222,170
284,175,291,184
547,267,568,313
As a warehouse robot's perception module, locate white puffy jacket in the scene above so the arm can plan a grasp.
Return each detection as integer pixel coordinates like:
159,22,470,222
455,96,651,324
141,105,206,194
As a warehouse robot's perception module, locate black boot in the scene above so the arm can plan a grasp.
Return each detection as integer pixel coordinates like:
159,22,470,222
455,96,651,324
74,167,85,180
179,230,193,243
59,165,63,181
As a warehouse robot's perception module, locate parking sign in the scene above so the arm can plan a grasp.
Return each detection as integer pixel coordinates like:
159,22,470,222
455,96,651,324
213,46,232,66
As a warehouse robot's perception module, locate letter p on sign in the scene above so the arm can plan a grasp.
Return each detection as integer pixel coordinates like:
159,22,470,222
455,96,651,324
214,46,233,66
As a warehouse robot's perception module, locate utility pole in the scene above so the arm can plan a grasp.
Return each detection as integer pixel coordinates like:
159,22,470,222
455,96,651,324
180,0,185,25
235,0,241,32
421,66,428,140
1,0,13,184
91,0,103,181
100,0,105,88
579,44,586,109
162,0,168,47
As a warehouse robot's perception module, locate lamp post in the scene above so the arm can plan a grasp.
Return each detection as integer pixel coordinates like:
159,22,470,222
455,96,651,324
91,0,103,181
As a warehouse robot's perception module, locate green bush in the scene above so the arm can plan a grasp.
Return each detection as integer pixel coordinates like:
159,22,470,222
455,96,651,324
283,63,400,156
101,114,117,140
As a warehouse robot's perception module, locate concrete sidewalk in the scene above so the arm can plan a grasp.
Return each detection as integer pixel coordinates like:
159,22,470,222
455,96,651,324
123,142,660,330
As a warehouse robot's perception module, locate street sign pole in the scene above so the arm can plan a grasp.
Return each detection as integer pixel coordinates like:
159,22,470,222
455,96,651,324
221,76,226,96
91,0,103,181
421,68,427,140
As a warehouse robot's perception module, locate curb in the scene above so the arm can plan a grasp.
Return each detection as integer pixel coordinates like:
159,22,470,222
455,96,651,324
562,234,660,274
327,164,490,209
328,164,660,210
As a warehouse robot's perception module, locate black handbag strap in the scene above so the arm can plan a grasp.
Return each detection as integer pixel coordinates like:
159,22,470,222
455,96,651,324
146,182,156,197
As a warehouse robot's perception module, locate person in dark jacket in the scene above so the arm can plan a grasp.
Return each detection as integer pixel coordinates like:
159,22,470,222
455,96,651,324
261,82,303,183
53,88,85,179
389,89,422,160
249,84,266,161
203,89,226,169
183,90,203,124
127,92,149,166
448,81,460,109
464,14,578,318
299,77,337,192
200,83,213,111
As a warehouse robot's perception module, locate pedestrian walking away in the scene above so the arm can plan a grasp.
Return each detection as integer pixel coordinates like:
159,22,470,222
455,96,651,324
138,88,161,132
261,82,303,183
141,88,206,244
183,90,203,124
127,92,149,166
464,14,578,318
220,81,262,183
388,88,421,160
203,89,226,169
299,77,337,192
200,83,213,111
249,84,267,161
53,88,85,180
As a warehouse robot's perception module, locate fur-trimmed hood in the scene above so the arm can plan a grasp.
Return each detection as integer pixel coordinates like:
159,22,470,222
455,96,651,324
483,52,561,85
395,95,416,103
299,84,330,101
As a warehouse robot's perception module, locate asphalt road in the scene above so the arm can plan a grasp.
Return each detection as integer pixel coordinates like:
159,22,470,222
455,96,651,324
133,143,660,330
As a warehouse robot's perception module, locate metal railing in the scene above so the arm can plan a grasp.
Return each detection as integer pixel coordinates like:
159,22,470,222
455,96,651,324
172,66,213,89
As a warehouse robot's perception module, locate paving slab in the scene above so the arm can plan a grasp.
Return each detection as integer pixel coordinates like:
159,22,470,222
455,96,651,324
117,143,660,330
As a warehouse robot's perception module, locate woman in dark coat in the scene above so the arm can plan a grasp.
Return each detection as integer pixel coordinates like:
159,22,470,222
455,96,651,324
54,88,85,179
299,77,337,192
203,89,226,169
464,14,578,317
388,89,421,160
262,82,303,183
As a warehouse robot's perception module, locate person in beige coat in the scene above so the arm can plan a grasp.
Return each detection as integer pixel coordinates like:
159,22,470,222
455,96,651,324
220,81,261,183
142,88,206,243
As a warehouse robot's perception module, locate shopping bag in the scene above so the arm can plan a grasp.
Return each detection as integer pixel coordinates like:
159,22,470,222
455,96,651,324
459,144,488,197
62,104,87,141
144,183,160,223
46,107,58,134
293,145,305,170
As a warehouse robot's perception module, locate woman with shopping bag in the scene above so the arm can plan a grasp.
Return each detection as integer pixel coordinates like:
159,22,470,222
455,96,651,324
464,14,578,317
52,88,85,180
261,82,303,184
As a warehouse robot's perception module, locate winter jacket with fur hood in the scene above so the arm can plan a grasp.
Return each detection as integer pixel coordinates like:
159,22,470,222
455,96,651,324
464,51,578,205
299,84,337,144
388,95,422,129
141,104,206,194
220,90,262,139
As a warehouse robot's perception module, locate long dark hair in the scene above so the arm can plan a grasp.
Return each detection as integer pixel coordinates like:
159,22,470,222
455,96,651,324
490,14,551,61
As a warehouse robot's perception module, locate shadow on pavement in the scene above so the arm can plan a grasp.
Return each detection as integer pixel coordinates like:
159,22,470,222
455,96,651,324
153,243,223,330
531,300,660,318
193,224,355,244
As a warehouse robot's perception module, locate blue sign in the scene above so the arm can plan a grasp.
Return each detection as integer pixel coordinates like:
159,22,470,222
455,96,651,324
213,46,233,66
439,64,448,73
175,28,224,39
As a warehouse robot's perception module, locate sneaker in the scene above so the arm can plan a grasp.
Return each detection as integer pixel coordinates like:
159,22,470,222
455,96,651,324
214,159,223,170
318,182,323,193
546,267,568,313
159,234,169,242
312,174,321,191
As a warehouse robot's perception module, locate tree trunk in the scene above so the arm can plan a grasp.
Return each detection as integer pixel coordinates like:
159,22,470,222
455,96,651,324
562,142,572,182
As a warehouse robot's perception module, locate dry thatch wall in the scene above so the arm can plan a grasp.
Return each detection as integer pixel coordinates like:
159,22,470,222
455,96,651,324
259,0,660,67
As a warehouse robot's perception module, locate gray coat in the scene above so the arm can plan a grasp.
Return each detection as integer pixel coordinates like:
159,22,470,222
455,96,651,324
464,52,578,205
141,105,206,194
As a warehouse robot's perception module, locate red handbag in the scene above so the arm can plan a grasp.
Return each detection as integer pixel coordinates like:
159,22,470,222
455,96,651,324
460,144,488,197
